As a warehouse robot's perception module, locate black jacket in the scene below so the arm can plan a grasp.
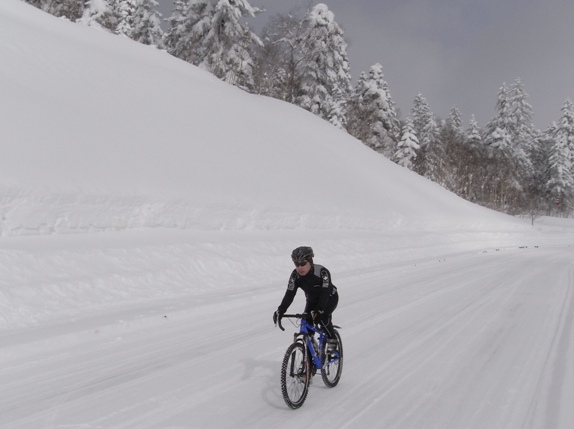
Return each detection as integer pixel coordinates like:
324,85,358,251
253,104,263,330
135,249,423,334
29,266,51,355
278,264,338,314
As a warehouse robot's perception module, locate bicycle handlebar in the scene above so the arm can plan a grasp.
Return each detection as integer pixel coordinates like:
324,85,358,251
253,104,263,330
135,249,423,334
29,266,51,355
277,313,310,331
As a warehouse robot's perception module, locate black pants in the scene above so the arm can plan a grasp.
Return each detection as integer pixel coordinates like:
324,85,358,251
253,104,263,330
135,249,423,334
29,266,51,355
305,293,339,339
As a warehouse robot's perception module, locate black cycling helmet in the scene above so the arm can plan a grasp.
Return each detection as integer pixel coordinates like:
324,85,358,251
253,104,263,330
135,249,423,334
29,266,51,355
291,246,314,264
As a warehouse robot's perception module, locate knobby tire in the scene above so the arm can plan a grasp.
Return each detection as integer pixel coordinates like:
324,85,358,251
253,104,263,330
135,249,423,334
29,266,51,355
321,329,343,387
280,341,309,409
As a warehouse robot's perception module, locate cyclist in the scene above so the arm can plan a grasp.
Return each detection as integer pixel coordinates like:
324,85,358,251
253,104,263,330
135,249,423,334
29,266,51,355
273,246,339,350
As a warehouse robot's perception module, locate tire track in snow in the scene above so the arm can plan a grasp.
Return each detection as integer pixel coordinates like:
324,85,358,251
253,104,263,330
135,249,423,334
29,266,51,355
1,291,277,429
524,260,574,429
336,258,520,428
330,249,573,429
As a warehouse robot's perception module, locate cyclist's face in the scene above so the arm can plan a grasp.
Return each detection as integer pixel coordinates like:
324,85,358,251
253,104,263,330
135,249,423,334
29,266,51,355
295,260,311,276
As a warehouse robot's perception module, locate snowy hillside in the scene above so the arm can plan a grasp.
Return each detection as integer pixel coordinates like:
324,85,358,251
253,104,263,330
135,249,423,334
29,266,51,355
1,0,520,235
2,1,574,428
0,0,540,325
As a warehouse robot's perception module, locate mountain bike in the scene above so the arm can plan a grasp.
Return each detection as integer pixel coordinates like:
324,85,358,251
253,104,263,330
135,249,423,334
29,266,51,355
277,313,343,409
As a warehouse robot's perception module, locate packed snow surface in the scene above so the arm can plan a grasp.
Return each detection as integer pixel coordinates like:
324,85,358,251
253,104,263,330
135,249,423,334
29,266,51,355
1,1,574,428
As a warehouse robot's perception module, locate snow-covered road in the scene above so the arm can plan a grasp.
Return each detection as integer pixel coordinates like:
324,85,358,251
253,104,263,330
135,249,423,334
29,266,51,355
2,2,574,427
2,235,573,429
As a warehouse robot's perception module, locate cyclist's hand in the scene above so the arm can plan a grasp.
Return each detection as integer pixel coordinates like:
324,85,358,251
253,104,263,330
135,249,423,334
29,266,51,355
312,309,323,321
273,310,282,325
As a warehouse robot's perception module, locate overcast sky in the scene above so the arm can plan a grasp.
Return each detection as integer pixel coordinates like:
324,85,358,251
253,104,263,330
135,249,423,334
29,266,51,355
156,0,574,130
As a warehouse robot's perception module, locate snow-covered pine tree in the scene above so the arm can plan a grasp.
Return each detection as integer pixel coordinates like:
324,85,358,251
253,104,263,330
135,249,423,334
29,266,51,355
165,0,262,92
547,99,574,214
508,79,537,144
481,126,522,212
483,83,510,146
444,106,464,140
347,63,400,158
486,127,513,157
439,106,468,193
394,118,419,170
483,79,539,212
459,115,486,203
482,82,534,212
78,0,118,32
466,115,481,146
296,3,352,129
508,79,536,185
555,99,574,173
421,115,442,182
411,93,431,140
115,0,136,37
32,0,86,21
164,0,195,61
410,94,441,180
546,126,573,214
530,124,556,212
129,0,164,46
25,0,162,44
202,0,262,90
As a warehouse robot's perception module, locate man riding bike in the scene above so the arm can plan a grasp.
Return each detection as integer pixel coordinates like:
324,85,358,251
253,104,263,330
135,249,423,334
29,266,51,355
273,246,339,350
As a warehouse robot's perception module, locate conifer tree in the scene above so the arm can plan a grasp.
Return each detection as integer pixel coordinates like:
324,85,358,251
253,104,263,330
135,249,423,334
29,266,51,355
483,79,540,212
508,78,536,181
530,124,556,213
466,115,481,145
547,99,574,214
165,0,262,91
164,0,195,61
41,0,86,21
439,106,467,193
410,94,441,180
296,3,352,129
421,115,442,182
444,106,464,140
411,93,432,139
112,0,164,45
78,0,118,31
546,128,573,213
483,83,511,149
461,115,486,203
347,63,400,158
482,82,533,211
555,99,574,172
508,79,537,144
115,0,136,37
394,118,419,170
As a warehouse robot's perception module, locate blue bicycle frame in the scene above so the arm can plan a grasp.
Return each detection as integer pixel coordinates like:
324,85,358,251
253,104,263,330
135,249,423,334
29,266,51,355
278,313,332,369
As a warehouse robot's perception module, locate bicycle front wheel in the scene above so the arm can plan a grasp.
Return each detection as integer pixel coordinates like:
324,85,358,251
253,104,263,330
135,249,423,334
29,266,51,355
280,341,310,409
321,329,343,387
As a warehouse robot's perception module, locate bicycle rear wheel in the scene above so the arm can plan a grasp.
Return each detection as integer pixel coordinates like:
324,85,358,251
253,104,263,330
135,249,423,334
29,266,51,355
321,329,343,387
280,341,310,409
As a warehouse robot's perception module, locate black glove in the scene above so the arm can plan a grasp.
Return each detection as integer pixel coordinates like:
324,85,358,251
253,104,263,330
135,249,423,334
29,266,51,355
273,309,283,325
